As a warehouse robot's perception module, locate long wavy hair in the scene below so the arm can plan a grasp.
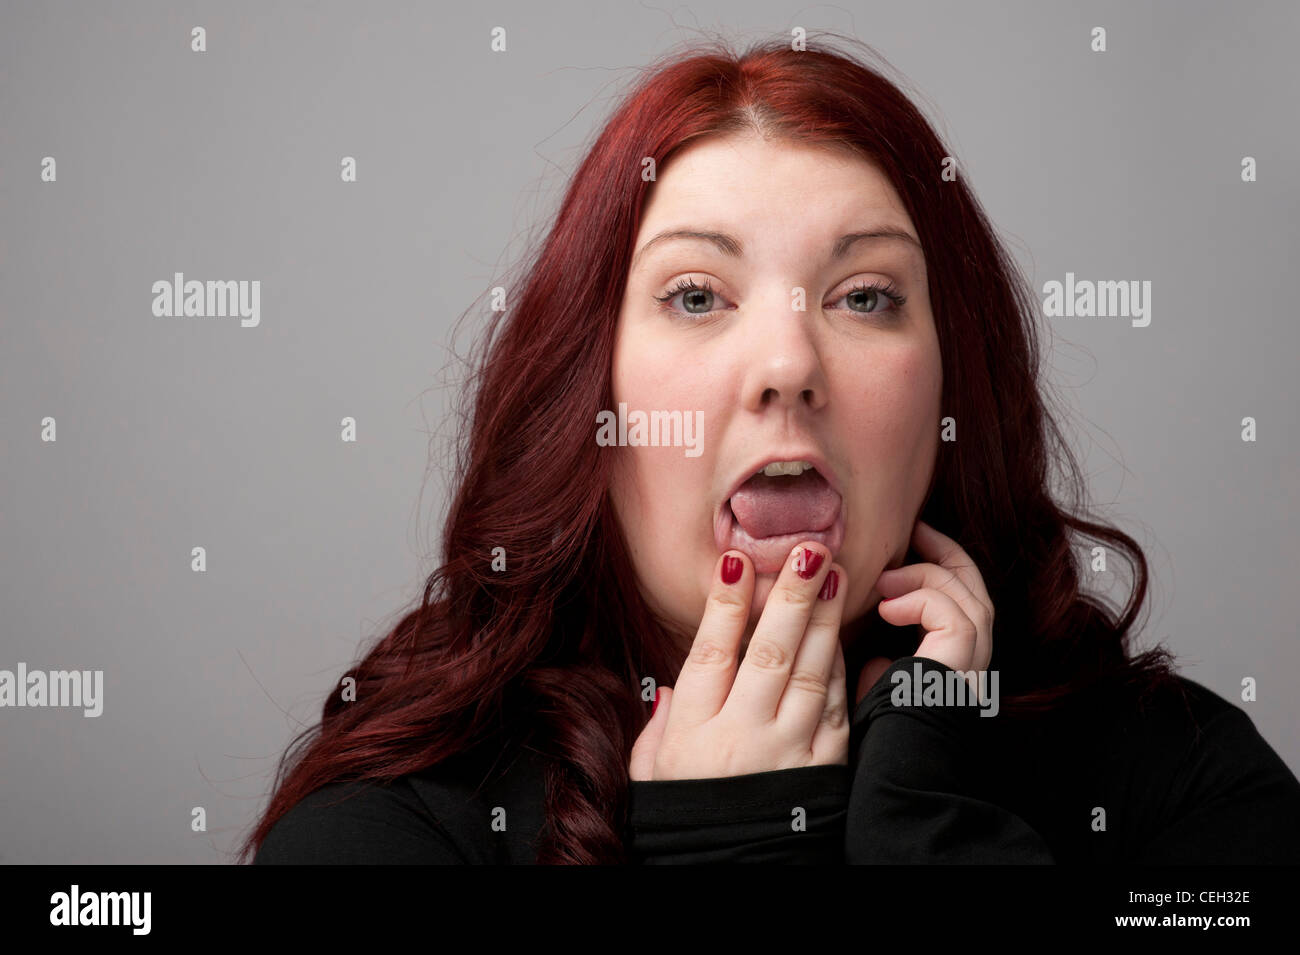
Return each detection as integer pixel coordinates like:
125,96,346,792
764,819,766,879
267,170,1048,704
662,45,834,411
238,31,1181,865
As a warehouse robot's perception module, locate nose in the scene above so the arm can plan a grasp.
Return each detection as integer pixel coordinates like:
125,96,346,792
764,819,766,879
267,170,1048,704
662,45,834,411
739,295,830,415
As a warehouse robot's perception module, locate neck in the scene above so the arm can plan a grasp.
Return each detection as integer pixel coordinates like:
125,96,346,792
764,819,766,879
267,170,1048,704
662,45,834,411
842,606,918,686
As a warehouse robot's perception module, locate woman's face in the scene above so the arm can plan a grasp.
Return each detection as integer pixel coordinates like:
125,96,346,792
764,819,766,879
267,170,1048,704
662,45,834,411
609,131,942,652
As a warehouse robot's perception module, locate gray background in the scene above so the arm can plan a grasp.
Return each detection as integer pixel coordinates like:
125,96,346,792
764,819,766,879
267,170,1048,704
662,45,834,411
2,0,1296,863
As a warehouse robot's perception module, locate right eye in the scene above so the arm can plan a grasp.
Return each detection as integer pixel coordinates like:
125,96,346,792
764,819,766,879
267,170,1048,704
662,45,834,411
654,276,734,318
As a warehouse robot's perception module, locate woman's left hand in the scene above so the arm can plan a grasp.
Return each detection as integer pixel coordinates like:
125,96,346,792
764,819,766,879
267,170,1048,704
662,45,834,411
854,519,995,705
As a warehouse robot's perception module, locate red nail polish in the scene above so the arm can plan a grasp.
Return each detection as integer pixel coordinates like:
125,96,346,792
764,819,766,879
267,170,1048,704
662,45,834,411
818,569,839,600
721,555,743,584
795,547,824,579
652,688,661,716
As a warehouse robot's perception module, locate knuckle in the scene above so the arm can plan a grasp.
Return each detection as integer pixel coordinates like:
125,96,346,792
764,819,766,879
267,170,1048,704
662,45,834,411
710,584,749,618
744,637,789,671
777,583,815,609
820,700,848,730
786,667,830,697
687,639,733,668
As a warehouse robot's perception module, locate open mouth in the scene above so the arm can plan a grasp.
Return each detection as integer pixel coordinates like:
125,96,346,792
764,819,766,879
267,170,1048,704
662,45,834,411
714,466,844,574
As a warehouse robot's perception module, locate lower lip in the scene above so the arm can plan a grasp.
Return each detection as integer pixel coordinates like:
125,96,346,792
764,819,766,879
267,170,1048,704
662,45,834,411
714,500,845,574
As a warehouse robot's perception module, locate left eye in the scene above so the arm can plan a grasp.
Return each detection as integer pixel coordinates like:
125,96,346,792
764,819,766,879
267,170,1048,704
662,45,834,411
831,281,907,315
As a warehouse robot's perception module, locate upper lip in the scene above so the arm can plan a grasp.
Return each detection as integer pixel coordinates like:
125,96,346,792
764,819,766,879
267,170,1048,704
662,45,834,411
719,449,844,517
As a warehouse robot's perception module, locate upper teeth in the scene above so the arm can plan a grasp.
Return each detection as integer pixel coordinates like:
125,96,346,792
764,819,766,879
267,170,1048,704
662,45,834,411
759,460,814,477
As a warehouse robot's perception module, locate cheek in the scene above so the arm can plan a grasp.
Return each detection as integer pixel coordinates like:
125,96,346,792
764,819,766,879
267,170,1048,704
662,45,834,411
835,343,941,593
609,447,714,640
843,344,941,459
893,339,942,412
609,330,722,627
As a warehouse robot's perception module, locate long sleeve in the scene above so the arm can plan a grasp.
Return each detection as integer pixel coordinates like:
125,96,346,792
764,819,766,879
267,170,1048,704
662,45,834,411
845,656,1055,863
1130,699,1300,864
626,764,850,863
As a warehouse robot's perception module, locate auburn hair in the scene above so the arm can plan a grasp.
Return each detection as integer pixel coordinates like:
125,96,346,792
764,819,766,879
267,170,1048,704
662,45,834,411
238,31,1180,865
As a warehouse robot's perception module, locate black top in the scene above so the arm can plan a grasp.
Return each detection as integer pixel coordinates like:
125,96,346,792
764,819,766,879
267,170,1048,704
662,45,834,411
252,656,1300,864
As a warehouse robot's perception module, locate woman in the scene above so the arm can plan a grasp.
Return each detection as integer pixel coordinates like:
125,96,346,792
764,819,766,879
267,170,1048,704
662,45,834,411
243,33,1300,864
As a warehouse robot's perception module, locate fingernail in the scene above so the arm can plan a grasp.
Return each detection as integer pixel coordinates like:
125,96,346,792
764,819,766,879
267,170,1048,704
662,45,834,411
794,547,824,580
652,687,661,716
721,554,742,584
818,569,839,600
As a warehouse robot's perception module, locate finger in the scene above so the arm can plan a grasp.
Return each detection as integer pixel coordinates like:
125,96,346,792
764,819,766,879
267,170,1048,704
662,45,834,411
775,563,846,735
877,532,993,673
809,638,849,765
728,542,834,722
909,520,993,616
668,551,753,728
876,560,981,638
906,520,993,673
877,586,978,676
628,686,673,781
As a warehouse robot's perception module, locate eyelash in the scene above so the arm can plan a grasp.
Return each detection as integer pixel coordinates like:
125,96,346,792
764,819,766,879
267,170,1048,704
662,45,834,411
653,276,907,319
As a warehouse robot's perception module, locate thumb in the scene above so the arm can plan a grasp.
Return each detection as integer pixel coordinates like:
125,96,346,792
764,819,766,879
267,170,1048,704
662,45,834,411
628,686,672,781
855,657,894,707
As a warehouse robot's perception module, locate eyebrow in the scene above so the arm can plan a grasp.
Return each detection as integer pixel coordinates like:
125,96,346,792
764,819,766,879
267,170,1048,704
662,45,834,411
631,227,923,271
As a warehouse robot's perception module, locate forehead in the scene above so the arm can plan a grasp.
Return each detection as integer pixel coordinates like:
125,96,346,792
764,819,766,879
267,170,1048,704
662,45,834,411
647,133,901,213
633,134,921,268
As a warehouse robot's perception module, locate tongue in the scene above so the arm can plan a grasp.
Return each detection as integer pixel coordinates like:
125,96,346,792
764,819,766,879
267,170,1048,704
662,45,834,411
729,470,839,539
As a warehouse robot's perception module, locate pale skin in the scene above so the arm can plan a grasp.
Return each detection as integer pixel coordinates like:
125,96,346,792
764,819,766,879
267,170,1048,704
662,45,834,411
608,131,995,781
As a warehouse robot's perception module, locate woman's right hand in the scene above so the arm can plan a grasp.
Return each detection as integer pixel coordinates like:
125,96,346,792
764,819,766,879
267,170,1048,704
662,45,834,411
628,542,850,781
